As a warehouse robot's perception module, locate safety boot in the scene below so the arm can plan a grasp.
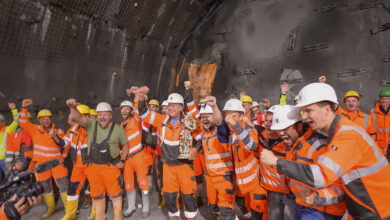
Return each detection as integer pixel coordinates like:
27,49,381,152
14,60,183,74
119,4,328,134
123,190,136,217
60,198,78,220
60,193,68,210
87,201,96,220
158,194,166,208
141,191,150,218
42,192,56,218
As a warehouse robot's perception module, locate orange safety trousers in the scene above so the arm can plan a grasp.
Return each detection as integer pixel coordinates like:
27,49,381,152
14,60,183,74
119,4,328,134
143,146,155,175
68,164,88,197
249,184,268,219
36,163,68,182
87,163,122,199
162,163,197,218
194,150,205,183
123,151,149,192
204,175,234,215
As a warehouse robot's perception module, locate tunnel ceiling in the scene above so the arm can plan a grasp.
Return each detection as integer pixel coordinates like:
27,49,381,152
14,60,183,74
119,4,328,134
0,0,221,117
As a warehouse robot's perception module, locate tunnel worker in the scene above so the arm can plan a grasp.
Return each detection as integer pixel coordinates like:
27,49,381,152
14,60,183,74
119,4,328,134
134,84,201,220
212,97,268,219
261,83,390,219
118,98,150,218
6,111,34,171
200,98,236,220
59,104,91,220
66,99,129,220
89,109,98,120
370,89,390,159
19,99,68,218
256,105,295,220
342,90,376,140
0,102,19,181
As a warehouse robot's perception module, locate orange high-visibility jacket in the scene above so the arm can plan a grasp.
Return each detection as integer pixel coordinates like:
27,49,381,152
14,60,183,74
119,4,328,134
287,128,346,216
62,124,88,166
369,103,390,156
19,108,64,163
135,98,202,165
229,120,259,194
258,127,290,194
277,115,390,219
6,129,33,166
342,108,376,135
120,115,143,157
201,126,234,176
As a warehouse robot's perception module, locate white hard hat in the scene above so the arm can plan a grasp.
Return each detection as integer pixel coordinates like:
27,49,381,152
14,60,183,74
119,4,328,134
251,101,260,108
167,93,184,105
296,83,338,107
199,104,213,114
161,100,168,106
223,99,245,113
271,105,302,130
120,100,133,108
96,102,112,112
265,105,281,114
0,114,5,122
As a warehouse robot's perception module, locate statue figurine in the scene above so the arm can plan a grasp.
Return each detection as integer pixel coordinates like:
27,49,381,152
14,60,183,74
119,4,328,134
178,113,197,159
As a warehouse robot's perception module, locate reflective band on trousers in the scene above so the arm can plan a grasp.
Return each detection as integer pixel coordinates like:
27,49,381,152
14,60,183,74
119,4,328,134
371,109,390,132
235,158,257,174
205,152,231,160
341,156,388,185
206,161,233,170
237,169,258,185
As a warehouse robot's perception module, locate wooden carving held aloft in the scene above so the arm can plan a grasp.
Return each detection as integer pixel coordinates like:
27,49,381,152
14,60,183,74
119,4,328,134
187,63,217,105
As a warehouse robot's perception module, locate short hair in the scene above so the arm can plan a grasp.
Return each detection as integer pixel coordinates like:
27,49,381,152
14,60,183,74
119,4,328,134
316,101,336,112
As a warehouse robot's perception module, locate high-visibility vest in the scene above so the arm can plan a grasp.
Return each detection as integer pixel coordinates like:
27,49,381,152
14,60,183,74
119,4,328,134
121,116,143,157
202,127,233,176
370,103,390,156
0,126,7,160
258,128,290,193
19,108,64,162
62,124,88,166
230,121,259,194
287,128,346,216
342,108,376,135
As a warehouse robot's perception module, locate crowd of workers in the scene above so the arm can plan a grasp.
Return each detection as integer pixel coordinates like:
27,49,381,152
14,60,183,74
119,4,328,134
0,76,390,220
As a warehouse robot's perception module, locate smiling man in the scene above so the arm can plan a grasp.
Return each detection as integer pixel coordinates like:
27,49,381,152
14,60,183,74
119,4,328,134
342,91,376,140
261,83,390,219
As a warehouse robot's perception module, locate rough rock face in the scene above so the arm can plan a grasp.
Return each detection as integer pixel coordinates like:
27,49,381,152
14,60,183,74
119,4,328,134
185,0,390,112
0,0,390,127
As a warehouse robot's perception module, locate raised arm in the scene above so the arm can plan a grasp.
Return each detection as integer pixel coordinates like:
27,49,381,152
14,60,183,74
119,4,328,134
205,96,222,124
5,102,18,134
66,99,87,127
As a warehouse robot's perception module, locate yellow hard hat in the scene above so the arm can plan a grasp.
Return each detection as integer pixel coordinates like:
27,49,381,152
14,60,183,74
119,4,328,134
37,109,52,118
148,99,159,107
76,104,90,115
89,109,98,116
240,95,253,103
343,90,360,102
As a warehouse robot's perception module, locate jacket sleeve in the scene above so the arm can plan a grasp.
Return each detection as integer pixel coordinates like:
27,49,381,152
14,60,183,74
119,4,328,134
312,183,345,206
279,93,287,105
6,109,19,134
185,89,200,119
18,108,36,137
231,122,258,152
135,99,165,128
216,120,230,144
61,128,72,158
